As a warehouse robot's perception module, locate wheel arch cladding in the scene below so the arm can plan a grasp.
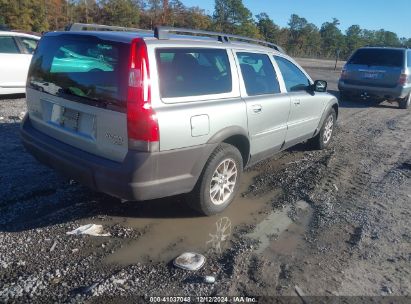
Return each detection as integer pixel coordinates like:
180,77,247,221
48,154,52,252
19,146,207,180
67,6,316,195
207,126,250,168
332,102,339,118
222,135,250,168
316,99,338,132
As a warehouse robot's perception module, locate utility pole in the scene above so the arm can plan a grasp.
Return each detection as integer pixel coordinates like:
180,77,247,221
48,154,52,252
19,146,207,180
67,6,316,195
334,48,340,71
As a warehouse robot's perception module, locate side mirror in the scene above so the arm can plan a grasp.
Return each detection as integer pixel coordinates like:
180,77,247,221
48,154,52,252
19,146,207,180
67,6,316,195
313,80,327,92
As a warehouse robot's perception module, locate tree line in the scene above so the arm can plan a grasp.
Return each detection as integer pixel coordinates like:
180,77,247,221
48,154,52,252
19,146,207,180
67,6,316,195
1,0,410,60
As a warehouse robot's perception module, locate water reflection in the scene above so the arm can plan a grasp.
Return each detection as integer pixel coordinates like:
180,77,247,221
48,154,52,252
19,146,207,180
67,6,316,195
206,217,232,254
103,172,278,265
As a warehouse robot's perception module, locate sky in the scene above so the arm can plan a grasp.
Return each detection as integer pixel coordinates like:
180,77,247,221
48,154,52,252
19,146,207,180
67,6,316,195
181,0,411,39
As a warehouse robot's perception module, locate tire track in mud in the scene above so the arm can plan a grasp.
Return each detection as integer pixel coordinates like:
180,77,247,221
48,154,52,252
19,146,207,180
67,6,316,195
231,102,411,295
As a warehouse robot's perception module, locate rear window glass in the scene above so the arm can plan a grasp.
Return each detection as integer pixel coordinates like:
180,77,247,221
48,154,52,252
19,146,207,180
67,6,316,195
28,35,129,110
156,48,232,98
407,51,411,67
348,49,404,67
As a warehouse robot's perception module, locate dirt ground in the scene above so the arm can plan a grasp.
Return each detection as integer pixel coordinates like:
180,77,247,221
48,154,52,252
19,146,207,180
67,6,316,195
0,60,410,303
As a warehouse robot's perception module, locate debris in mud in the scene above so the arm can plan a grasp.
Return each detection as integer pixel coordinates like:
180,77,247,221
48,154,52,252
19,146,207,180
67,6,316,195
204,276,216,284
173,252,205,271
381,285,393,295
19,111,26,120
294,285,307,302
50,241,57,252
66,224,111,237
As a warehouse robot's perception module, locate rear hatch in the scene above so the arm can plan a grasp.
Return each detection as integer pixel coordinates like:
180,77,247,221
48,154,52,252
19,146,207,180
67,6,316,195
26,33,130,162
344,48,404,88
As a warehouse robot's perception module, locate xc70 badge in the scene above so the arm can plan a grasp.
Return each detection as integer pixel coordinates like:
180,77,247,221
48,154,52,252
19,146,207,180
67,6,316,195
105,132,124,146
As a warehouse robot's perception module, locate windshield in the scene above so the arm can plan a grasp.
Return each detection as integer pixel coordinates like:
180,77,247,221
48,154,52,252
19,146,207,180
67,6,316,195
28,34,129,111
348,49,404,67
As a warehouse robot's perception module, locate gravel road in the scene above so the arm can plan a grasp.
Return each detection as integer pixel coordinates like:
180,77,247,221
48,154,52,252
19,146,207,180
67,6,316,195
0,62,410,303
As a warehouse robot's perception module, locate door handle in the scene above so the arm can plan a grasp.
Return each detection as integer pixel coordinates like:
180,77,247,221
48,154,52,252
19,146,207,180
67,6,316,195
293,99,301,105
252,104,262,113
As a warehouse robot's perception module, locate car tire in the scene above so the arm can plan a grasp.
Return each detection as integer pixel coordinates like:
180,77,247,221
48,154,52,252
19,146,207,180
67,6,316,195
399,93,410,109
188,143,243,216
309,109,336,150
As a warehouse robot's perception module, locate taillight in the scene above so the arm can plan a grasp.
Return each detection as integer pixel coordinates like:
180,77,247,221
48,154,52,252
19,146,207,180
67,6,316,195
127,38,159,150
398,73,408,86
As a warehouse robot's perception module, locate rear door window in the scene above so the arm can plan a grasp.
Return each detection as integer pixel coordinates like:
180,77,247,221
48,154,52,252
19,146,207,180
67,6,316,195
28,35,129,111
348,49,404,67
274,56,310,92
407,51,411,68
156,48,232,98
237,52,280,96
0,36,20,54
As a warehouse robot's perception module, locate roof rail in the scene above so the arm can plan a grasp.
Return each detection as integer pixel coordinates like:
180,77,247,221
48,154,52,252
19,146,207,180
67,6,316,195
65,23,285,53
154,26,285,53
66,23,151,33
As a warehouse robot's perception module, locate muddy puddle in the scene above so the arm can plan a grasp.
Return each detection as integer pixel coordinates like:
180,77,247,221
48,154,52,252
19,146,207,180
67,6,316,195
246,200,313,256
103,171,281,265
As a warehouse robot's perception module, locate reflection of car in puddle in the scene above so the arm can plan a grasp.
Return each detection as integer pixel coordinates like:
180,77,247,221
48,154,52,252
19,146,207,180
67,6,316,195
103,178,276,265
206,217,232,253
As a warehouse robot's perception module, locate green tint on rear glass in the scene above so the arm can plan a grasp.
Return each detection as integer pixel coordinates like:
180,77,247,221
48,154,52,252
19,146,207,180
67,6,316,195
28,35,129,110
50,44,116,73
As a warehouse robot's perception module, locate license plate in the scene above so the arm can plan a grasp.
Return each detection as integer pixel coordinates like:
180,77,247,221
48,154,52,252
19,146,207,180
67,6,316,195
60,107,80,131
363,72,382,80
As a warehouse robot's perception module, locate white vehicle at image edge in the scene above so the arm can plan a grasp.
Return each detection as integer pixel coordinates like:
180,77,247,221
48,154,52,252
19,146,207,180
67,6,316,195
0,31,40,95
21,24,339,216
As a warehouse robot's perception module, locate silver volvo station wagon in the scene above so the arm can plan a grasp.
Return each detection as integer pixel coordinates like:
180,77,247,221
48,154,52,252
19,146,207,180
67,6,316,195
21,23,339,215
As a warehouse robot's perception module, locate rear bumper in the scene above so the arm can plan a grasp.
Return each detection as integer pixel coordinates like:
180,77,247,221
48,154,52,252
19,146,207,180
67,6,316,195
338,80,411,99
20,115,215,201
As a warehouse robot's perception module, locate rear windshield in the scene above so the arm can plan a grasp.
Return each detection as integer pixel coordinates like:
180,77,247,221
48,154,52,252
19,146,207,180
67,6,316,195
156,48,232,98
28,35,129,111
348,49,404,67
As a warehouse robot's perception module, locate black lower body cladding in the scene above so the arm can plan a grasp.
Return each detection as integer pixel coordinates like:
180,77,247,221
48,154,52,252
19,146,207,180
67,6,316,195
20,115,217,201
